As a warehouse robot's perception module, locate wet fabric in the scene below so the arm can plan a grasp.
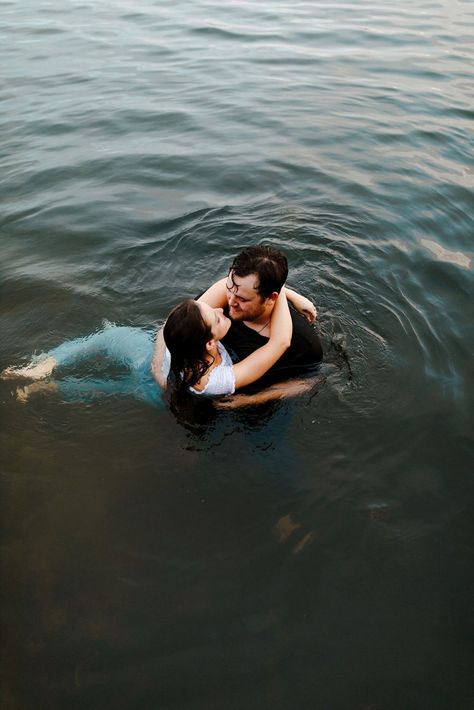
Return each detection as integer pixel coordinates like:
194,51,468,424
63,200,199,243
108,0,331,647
45,325,235,405
47,325,164,407
222,307,323,385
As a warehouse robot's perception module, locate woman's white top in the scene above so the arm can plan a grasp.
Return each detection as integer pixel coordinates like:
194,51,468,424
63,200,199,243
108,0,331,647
162,341,235,396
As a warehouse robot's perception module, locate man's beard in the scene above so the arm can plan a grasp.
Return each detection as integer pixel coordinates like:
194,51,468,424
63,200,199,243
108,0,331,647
228,303,264,322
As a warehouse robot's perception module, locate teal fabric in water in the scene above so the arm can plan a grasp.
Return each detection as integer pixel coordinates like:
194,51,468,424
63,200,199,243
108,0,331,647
47,326,164,407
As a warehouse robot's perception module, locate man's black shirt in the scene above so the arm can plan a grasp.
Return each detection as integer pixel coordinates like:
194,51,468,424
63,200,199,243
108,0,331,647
222,306,323,385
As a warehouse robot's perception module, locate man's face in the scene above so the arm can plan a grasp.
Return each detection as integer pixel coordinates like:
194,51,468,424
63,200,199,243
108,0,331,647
226,271,269,322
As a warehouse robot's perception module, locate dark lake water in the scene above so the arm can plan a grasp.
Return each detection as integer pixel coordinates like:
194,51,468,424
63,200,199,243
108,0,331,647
1,1,473,708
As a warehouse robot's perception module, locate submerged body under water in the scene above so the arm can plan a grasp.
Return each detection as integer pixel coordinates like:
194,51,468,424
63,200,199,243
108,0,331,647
32,325,164,407
15,321,330,408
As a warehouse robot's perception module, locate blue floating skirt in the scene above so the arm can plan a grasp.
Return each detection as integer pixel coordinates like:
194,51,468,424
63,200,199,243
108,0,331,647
43,325,164,408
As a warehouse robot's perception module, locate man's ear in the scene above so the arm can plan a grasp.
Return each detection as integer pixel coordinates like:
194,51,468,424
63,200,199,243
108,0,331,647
268,291,279,304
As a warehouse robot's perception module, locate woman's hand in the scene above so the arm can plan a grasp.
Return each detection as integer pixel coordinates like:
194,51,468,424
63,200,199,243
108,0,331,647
284,288,317,322
295,295,317,323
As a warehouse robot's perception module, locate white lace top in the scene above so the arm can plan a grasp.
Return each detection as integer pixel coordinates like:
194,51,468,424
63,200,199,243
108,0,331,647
162,341,235,396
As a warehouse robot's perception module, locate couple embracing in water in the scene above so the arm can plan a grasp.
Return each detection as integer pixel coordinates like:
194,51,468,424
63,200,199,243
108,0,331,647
3,246,323,407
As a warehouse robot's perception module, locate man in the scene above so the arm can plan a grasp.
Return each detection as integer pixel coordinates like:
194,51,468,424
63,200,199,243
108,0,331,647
152,245,323,399
200,245,323,386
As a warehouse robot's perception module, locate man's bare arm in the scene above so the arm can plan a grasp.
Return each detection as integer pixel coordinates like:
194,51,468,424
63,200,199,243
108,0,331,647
213,375,324,409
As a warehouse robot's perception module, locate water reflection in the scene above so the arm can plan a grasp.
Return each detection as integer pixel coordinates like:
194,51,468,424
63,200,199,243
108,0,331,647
420,237,471,269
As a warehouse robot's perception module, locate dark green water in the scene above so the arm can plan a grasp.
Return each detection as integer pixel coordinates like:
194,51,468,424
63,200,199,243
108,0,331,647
1,1,473,708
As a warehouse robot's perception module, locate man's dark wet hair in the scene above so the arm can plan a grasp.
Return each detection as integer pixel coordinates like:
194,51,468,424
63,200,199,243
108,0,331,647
229,245,288,299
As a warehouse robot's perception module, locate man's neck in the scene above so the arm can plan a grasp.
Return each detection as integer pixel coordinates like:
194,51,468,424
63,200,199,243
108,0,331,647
243,305,274,333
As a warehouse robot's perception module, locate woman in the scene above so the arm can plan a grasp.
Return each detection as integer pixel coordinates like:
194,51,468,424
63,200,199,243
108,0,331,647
161,288,291,396
2,287,312,404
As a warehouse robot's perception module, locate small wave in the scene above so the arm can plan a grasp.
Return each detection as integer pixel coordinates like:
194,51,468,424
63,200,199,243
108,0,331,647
191,24,283,43
420,238,471,270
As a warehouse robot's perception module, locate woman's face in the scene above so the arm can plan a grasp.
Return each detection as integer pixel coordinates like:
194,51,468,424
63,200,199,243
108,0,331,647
198,301,231,341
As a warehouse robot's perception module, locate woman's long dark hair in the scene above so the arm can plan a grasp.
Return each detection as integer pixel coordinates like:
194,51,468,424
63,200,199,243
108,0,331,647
163,299,214,392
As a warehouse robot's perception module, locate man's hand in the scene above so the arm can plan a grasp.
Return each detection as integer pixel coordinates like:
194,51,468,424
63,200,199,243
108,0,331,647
213,375,324,409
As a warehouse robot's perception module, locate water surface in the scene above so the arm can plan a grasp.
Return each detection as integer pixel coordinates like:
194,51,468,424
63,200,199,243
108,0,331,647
1,1,473,708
